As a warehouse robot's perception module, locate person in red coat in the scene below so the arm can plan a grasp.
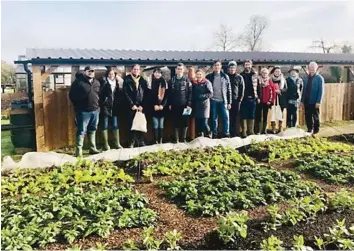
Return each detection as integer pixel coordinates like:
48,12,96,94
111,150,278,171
255,68,274,134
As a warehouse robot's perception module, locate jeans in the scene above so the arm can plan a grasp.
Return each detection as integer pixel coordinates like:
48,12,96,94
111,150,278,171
152,117,164,129
102,115,119,130
305,104,320,133
75,110,99,137
240,98,257,120
210,99,230,136
287,104,298,128
195,118,210,136
230,100,241,137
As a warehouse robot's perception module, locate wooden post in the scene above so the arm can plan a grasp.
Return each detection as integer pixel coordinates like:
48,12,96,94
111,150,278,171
32,65,46,151
68,66,79,147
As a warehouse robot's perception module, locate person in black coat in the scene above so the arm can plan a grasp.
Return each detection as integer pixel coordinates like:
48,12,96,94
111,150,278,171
227,61,245,137
149,68,168,144
168,63,192,143
99,68,123,150
123,64,148,148
69,66,100,157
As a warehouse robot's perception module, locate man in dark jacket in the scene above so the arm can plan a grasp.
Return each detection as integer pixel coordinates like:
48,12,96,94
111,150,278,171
206,60,232,138
168,63,192,143
240,60,259,137
301,61,325,135
227,61,245,137
69,66,101,157
123,64,148,148
286,68,303,128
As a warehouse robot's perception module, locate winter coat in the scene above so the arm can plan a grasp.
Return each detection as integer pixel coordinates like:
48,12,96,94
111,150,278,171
192,79,213,119
69,73,100,112
286,76,303,106
150,77,168,117
168,75,192,108
99,77,121,117
228,73,245,102
301,73,325,105
240,70,259,100
271,74,288,108
123,74,148,109
206,72,232,105
257,78,274,105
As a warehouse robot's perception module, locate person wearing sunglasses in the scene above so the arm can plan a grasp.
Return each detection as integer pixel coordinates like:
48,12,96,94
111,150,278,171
69,66,101,157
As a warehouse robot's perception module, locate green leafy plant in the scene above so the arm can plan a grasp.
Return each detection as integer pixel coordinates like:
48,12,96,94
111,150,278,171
217,211,249,244
260,235,284,250
164,229,183,250
292,235,313,251
122,239,139,251
142,227,163,251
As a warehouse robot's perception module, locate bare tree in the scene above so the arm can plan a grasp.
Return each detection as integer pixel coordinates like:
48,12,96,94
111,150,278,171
213,24,238,51
341,44,352,54
239,15,269,51
311,39,338,53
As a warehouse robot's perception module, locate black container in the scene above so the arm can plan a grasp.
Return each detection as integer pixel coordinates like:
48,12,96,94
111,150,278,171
9,100,35,149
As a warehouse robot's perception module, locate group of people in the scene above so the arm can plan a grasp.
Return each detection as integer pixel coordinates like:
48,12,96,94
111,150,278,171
69,60,324,157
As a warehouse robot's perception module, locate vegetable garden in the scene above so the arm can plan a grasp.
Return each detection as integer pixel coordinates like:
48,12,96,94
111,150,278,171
1,135,354,250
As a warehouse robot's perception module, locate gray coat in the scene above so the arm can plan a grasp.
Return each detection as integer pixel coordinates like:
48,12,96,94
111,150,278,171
192,79,213,118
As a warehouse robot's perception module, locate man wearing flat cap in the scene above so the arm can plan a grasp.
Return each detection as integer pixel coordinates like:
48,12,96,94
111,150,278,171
286,67,303,128
69,66,101,157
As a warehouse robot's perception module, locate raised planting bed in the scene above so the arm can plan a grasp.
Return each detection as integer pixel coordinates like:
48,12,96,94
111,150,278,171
1,186,157,250
295,153,354,185
1,159,134,197
328,133,354,145
244,137,352,162
127,146,255,182
158,165,320,216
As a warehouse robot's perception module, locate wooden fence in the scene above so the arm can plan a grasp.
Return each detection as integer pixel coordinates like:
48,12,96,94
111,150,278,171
34,83,354,151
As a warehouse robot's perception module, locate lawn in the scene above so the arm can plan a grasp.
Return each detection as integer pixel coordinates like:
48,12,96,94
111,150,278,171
1,119,14,158
1,135,354,250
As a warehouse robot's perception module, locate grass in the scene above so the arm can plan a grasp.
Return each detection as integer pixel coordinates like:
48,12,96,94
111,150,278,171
1,119,14,158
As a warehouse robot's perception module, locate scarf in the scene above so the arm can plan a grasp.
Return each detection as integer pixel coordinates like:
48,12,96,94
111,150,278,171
271,74,285,89
259,76,270,87
107,78,116,92
153,77,167,102
290,76,297,83
131,74,141,89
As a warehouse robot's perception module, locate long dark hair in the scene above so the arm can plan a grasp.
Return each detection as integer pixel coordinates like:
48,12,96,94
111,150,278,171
105,67,117,78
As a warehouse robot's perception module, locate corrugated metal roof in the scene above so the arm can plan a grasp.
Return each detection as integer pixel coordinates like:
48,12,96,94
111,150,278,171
20,48,354,65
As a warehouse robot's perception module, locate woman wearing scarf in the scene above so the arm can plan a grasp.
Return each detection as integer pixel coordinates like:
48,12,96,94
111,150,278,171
192,69,213,138
255,68,274,134
123,64,148,148
150,68,168,144
286,68,303,128
270,67,287,133
99,68,123,150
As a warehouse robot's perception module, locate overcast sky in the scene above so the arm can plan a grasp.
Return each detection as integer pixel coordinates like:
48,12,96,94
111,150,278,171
1,1,354,63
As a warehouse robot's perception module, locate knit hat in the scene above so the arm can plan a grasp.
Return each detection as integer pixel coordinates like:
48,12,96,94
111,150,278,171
228,61,237,68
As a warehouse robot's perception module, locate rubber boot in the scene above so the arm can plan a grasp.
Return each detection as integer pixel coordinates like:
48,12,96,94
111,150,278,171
113,130,123,149
88,132,100,154
271,121,277,134
129,132,136,148
182,127,188,143
102,130,110,151
137,132,146,147
240,119,247,138
278,121,283,133
173,128,179,143
261,121,267,134
159,128,163,144
75,135,84,158
254,120,261,135
153,129,159,144
247,120,255,135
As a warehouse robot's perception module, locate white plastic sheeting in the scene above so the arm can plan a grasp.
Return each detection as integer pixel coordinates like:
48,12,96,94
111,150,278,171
1,128,309,172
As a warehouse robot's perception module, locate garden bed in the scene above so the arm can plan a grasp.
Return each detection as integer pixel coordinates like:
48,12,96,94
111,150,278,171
2,137,354,250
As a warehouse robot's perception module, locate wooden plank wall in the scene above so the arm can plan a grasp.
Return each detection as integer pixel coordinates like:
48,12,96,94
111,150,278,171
38,83,354,151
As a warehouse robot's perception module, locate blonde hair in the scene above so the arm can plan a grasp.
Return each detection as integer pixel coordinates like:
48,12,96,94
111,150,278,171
260,68,269,75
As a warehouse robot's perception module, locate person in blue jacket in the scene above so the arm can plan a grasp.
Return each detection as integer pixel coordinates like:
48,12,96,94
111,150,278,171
301,61,325,135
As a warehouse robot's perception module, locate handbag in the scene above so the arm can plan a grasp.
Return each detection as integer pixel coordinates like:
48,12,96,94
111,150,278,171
131,111,147,132
271,95,283,121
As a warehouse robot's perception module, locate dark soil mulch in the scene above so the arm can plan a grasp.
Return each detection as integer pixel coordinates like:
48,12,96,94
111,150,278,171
327,133,354,144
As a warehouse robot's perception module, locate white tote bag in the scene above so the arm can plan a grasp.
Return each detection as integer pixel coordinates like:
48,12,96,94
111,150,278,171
131,111,147,132
271,96,283,122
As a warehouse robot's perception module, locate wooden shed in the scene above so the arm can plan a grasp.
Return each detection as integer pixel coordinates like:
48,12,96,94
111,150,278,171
13,48,354,152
